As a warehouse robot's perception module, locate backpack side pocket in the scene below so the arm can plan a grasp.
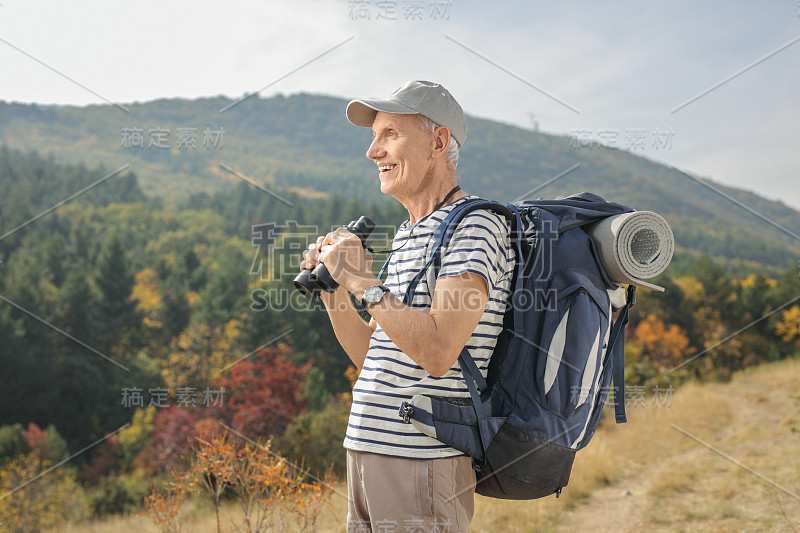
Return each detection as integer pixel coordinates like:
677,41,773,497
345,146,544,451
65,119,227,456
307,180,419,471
536,283,609,419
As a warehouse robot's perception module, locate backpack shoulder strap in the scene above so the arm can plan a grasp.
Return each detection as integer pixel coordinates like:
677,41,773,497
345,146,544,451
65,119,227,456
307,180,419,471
432,200,514,252
377,252,393,282
403,199,523,313
400,198,483,305
608,284,636,423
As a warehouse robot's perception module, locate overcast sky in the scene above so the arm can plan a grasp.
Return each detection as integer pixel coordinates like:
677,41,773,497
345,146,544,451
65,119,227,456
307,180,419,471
1,0,798,209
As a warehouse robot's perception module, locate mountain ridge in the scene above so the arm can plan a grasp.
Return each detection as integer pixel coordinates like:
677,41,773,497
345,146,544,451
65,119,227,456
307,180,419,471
1,94,798,275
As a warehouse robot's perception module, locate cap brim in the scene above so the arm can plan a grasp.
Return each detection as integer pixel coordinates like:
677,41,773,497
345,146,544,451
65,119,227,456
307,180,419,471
346,98,418,128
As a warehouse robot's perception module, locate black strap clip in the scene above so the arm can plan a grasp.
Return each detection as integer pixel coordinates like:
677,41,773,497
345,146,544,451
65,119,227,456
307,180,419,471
627,285,637,308
399,402,414,423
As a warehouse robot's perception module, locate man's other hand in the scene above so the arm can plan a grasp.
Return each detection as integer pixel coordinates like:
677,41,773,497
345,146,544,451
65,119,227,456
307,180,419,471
318,227,375,293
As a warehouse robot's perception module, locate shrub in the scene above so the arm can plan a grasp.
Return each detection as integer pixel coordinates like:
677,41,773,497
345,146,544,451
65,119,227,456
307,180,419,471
279,393,350,478
23,422,69,464
0,423,27,463
0,453,89,532
143,432,335,533
86,468,151,516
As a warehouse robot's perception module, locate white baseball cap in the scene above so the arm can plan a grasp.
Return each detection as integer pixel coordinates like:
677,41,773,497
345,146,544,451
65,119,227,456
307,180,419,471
346,80,467,147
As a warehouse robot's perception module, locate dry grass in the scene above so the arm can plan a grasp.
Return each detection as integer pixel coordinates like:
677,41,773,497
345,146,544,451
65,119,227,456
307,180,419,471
54,359,800,532
645,462,698,496
53,493,350,533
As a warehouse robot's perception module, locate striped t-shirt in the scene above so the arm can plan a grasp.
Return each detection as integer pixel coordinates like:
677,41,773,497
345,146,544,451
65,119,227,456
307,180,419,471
343,195,516,459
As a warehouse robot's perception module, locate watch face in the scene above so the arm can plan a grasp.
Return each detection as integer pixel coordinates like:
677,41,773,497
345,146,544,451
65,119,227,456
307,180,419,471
365,286,385,302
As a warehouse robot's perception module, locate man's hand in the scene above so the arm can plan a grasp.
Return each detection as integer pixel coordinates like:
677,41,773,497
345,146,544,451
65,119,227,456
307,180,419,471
319,226,375,293
300,235,325,271
303,227,375,295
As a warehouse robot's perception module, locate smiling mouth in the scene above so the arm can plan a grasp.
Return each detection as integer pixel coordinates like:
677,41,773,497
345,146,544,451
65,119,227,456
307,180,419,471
378,164,396,174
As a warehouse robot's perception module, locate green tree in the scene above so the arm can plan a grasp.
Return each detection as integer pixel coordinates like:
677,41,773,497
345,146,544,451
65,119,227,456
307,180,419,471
302,366,331,412
279,394,350,478
94,234,138,354
56,269,96,343
159,271,190,341
0,424,27,463
24,423,69,465
195,241,250,325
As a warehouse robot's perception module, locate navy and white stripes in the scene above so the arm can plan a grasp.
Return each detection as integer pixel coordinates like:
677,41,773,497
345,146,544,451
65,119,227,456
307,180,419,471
344,196,515,458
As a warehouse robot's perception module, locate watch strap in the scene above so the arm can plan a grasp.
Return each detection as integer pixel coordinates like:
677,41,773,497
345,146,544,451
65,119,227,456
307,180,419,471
361,285,390,309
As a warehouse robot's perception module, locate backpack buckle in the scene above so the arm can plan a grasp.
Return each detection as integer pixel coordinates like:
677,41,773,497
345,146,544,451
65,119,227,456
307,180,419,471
399,402,414,423
626,285,637,308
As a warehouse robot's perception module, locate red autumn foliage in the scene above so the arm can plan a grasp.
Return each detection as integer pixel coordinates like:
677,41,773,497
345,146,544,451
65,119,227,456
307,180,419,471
23,423,49,460
79,434,121,485
193,417,227,442
137,410,228,477
144,346,309,474
215,346,310,439
22,422,66,464
150,407,201,473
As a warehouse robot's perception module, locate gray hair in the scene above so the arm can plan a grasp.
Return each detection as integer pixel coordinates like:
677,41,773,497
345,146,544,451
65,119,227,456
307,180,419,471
418,115,460,169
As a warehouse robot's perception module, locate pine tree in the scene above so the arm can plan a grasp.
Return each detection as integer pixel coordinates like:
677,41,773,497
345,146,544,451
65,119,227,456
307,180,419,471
94,234,138,354
159,272,190,341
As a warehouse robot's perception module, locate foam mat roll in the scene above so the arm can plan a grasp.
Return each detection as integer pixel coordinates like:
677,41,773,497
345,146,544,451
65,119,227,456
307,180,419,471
586,211,674,292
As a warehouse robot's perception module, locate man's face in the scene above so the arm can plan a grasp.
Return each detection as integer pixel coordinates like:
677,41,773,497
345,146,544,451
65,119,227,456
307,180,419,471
366,111,436,200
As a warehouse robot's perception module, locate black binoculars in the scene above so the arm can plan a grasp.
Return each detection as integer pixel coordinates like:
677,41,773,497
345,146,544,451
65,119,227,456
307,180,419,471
293,216,376,298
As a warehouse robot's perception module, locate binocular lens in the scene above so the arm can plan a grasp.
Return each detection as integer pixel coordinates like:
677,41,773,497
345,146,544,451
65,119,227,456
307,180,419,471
293,269,320,298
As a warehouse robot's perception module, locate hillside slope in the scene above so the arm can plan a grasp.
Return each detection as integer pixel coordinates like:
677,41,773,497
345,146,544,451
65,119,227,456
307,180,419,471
1,96,799,274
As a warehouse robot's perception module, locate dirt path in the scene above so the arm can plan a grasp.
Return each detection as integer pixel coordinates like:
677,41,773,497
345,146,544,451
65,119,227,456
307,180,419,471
554,432,709,532
553,365,800,533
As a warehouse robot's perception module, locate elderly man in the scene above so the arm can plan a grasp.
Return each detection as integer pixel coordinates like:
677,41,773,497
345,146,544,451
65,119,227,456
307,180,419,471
301,80,514,532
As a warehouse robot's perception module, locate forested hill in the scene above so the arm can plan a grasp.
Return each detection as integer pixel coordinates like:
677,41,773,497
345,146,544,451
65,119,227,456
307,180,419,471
1,95,799,274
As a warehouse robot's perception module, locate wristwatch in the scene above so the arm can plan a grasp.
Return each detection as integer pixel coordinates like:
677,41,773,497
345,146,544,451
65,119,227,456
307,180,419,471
361,285,390,309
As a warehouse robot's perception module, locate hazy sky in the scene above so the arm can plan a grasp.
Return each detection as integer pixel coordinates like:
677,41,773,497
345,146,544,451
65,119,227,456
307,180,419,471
1,0,798,209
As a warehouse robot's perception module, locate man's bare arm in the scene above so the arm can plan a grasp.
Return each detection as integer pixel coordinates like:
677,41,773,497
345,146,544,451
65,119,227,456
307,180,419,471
351,272,488,377
302,235,374,370
320,288,375,370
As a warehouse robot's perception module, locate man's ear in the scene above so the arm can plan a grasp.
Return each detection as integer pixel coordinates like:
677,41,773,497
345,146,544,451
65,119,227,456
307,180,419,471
431,126,452,160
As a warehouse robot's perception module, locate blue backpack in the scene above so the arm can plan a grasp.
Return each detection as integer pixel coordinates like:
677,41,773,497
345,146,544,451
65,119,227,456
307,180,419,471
396,192,637,500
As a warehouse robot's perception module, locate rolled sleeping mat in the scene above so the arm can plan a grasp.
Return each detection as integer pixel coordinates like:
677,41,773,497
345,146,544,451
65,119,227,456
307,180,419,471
586,211,674,292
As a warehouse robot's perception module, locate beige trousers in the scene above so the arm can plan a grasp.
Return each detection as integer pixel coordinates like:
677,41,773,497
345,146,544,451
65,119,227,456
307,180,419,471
346,449,476,533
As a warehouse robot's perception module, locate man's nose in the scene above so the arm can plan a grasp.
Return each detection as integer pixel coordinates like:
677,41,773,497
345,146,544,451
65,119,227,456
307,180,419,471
366,138,383,161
